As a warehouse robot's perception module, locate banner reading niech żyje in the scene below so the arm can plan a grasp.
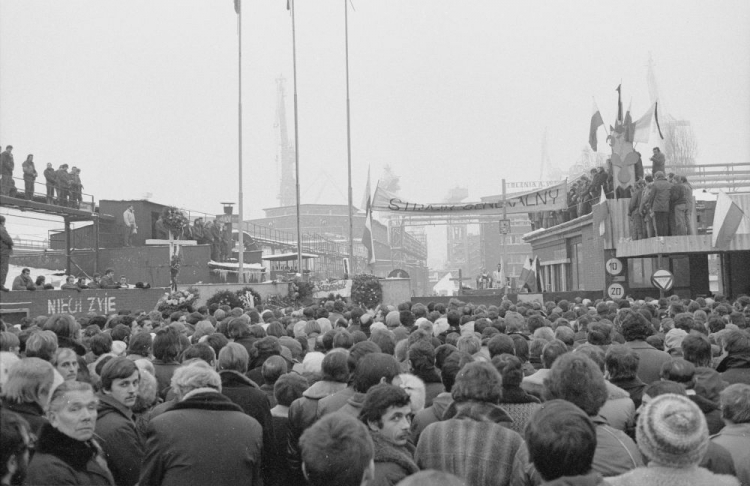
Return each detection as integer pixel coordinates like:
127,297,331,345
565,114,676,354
371,180,568,215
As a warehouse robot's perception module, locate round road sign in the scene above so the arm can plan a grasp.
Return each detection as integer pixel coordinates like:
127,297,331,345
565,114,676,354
651,269,674,291
607,283,625,299
606,258,623,275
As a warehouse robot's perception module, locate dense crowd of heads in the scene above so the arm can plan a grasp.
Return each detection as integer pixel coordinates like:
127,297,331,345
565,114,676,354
1,292,749,486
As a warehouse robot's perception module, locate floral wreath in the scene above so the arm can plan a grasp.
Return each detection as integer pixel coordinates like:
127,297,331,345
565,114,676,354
351,273,383,309
162,206,189,235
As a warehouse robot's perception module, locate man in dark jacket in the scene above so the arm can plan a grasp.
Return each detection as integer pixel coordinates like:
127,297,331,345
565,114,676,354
55,164,70,207
359,384,418,486
0,215,13,291
217,342,280,486
650,147,665,175
140,361,264,486
11,268,35,291
407,341,444,408
43,162,56,204
669,175,690,235
96,357,144,486
716,330,750,385
0,145,13,196
645,171,672,237
21,155,37,200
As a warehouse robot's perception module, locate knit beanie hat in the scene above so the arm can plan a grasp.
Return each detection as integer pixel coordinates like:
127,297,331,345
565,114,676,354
386,311,401,328
636,393,708,467
664,328,688,353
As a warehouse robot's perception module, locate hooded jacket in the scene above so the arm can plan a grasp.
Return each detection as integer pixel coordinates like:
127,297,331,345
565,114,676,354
26,422,115,486
95,394,144,486
287,379,348,484
410,391,452,444
415,400,528,486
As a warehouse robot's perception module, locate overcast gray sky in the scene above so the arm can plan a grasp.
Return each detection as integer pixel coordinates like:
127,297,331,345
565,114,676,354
2,0,749,257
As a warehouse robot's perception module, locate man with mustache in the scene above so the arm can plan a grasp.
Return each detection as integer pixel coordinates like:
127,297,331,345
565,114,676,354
95,357,144,486
359,383,419,486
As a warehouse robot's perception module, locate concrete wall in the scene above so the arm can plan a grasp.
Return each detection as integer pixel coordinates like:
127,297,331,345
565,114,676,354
381,278,412,307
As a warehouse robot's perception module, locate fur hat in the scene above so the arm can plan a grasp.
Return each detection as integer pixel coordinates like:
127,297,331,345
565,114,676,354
636,393,708,468
385,311,402,328
664,328,688,352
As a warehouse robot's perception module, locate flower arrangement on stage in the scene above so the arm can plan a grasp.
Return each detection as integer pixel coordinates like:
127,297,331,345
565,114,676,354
157,287,200,314
288,275,315,305
236,286,262,309
170,254,181,277
206,289,244,310
162,206,189,235
351,274,383,309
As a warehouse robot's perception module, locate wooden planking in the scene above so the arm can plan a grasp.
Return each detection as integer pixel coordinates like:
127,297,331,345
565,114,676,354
617,233,750,257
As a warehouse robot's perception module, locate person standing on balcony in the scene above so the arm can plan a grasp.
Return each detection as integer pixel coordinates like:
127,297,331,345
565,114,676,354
0,145,14,196
628,179,647,240
70,167,83,209
650,147,665,176
55,164,70,207
21,154,37,200
43,162,56,204
670,175,690,236
0,215,13,291
123,205,137,246
645,171,673,237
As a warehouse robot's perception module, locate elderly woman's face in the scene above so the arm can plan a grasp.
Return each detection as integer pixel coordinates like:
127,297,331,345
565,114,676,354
49,390,98,441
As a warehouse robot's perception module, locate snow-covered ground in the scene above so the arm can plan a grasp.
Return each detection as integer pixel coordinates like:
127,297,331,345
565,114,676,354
7,264,67,289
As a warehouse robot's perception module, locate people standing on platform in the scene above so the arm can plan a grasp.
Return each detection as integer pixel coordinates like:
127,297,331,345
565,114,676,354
21,155,37,201
203,220,216,260
0,145,14,196
55,164,70,207
70,167,83,209
100,268,120,289
639,175,655,238
11,268,36,291
0,215,13,292
645,171,672,237
211,221,222,262
123,205,137,247
221,223,233,262
43,163,56,204
670,173,690,236
629,179,647,240
154,215,168,239
192,218,205,244
650,147,665,176
492,263,506,291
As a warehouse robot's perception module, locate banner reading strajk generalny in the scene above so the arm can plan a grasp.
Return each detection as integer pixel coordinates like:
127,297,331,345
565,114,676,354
371,181,567,215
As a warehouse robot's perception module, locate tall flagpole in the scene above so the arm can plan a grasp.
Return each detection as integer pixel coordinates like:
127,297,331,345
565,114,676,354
291,0,303,275
237,0,245,282
345,0,354,275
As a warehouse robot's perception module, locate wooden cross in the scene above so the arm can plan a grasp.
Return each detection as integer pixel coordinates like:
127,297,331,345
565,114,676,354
145,231,197,258
449,269,472,296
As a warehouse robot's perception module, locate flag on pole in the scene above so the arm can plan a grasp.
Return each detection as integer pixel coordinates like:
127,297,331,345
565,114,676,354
533,256,542,292
589,100,605,152
633,103,655,143
712,191,745,248
234,0,240,14
616,84,623,122
361,170,376,265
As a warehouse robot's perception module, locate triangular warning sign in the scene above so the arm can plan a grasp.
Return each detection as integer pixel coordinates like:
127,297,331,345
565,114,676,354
653,275,672,290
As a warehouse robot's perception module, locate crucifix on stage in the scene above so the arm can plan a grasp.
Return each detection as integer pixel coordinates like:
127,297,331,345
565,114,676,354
146,232,197,289
450,269,472,296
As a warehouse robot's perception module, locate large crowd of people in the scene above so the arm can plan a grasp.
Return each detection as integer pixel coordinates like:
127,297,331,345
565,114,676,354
1,293,749,486
1,145,85,208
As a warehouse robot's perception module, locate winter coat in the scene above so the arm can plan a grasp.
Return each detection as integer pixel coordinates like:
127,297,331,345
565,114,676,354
670,181,689,207
0,224,13,254
95,394,144,486
370,432,419,486
22,159,37,180
139,389,263,486
0,398,48,437
716,350,750,385
689,392,724,435
608,376,647,409
599,382,636,432
218,369,280,486
316,384,355,417
498,387,542,436
287,379,348,483
520,368,551,399
711,422,750,486
645,177,672,213
0,150,14,175
56,168,70,188
44,166,56,184
26,422,115,486
623,341,671,386
12,273,35,290
608,464,739,486
591,416,643,477
415,400,528,486
151,359,180,399
411,391,452,444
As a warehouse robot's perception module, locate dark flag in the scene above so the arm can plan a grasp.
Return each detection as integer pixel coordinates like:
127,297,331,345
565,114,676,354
616,84,623,122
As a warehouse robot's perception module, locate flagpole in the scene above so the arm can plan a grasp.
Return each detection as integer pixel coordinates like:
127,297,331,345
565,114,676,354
345,0,354,276
291,0,303,276
237,0,245,283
